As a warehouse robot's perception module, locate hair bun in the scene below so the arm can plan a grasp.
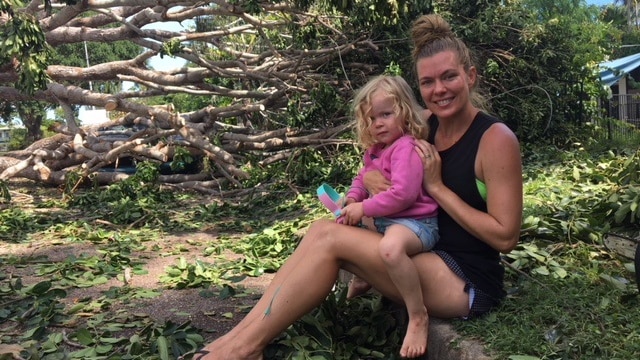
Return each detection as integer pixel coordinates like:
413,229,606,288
411,14,453,58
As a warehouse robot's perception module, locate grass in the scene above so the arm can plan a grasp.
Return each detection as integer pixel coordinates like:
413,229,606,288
452,142,640,360
456,241,640,360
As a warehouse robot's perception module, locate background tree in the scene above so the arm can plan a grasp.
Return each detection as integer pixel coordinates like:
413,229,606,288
435,0,615,143
50,39,142,95
0,100,49,144
602,3,640,59
614,0,639,28
0,0,434,191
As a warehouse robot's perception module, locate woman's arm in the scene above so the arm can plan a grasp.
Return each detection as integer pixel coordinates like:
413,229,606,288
416,123,522,253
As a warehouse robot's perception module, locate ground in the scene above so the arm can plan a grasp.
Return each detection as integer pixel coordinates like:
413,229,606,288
0,179,281,357
1,230,275,345
0,180,490,360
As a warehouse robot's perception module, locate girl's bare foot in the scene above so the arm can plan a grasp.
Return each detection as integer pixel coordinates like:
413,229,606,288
399,311,429,358
346,276,372,298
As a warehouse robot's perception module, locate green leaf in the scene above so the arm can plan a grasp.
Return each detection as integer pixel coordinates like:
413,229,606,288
70,347,97,358
95,344,113,354
67,303,85,314
599,274,628,290
74,328,94,346
128,335,143,355
100,337,126,344
157,335,170,360
624,262,636,273
29,280,51,295
553,267,568,279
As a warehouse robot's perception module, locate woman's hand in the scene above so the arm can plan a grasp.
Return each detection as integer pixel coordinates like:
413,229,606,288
415,139,443,194
362,170,391,195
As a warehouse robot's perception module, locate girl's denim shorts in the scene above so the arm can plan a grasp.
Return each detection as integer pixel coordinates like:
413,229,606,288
373,216,439,251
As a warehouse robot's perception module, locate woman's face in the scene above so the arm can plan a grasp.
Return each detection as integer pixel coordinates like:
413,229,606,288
416,50,476,120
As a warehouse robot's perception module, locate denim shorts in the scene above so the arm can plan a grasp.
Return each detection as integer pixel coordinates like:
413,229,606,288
373,216,439,252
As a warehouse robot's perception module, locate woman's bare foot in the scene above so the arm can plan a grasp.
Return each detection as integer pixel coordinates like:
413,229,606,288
399,310,429,358
198,334,264,360
346,276,372,298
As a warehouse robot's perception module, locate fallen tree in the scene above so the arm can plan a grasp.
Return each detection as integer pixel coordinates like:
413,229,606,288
0,0,397,192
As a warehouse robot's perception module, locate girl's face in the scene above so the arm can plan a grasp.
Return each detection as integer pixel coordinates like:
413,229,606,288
368,90,404,147
416,50,476,120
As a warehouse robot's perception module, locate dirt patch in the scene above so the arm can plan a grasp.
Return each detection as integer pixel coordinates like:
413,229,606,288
102,232,276,339
1,227,275,347
0,178,290,356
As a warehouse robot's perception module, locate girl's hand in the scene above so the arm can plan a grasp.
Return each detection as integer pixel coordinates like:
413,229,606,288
336,197,355,224
339,202,365,226
362,170,391,195
415,139,443,193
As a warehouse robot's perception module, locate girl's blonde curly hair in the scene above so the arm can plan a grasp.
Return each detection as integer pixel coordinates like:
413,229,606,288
352,75,427,149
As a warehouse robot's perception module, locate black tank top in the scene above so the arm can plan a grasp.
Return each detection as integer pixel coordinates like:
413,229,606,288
428,112,505,301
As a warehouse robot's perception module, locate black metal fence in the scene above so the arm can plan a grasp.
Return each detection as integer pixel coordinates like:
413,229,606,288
598,94,640,142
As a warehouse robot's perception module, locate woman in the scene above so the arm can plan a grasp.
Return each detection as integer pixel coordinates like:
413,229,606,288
198,13,522,360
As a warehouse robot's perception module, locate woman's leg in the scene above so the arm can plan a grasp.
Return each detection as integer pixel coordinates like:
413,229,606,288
346,217,376,298
200,219,471,360
199,219,384,360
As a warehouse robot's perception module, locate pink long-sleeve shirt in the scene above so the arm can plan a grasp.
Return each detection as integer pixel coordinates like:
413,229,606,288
346,135,438,219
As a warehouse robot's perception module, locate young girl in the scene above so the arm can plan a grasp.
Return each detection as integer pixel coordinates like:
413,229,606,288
339,75,439,358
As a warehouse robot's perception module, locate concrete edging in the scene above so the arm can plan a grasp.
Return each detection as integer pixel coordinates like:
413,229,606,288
426,318,493,360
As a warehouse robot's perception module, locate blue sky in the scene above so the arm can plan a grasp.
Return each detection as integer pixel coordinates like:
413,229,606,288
587,0,614,5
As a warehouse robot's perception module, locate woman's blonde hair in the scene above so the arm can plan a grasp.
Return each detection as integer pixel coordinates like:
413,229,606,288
410,14,488,111
352,75,427,149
